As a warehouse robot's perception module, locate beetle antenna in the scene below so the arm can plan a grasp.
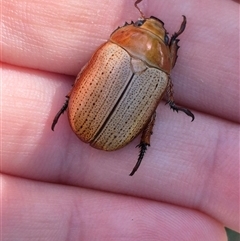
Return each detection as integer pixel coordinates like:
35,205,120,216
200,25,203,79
134,0,146,19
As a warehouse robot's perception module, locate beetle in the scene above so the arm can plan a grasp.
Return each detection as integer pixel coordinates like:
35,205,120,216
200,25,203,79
52,0,194,176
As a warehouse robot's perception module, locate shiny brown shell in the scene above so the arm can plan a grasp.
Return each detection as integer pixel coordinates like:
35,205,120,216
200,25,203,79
68,41,168,150
51,1,194,176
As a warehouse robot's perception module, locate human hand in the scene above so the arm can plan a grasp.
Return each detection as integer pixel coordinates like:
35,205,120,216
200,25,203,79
2,0,239,240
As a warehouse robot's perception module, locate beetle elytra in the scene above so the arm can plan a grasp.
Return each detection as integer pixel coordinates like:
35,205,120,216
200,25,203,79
52,0,194,176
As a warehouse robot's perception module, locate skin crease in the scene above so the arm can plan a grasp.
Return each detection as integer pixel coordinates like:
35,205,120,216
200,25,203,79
1,0,239,240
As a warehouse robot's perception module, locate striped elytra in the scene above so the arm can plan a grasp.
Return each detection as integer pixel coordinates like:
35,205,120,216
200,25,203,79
68,42,168,151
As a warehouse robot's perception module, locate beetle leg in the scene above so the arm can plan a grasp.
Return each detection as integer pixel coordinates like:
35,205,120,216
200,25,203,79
51,96,69,131
129,112,156,176
169,15,187,68
166,78,195,121
134,0,145,19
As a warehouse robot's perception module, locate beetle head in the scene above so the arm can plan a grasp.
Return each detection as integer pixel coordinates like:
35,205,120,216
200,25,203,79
134,1,169,45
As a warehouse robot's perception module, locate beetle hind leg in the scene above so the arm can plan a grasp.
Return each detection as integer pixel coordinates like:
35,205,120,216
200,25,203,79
129,142,148,176
129,112,156,176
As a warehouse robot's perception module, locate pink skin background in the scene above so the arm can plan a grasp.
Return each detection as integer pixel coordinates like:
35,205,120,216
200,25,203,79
1,0,239,240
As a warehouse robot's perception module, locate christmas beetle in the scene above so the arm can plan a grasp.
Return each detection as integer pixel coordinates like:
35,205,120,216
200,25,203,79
52,0,194,176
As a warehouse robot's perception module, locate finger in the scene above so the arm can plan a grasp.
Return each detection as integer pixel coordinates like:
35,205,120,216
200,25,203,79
2,64,239,231
2,174,227,241
2,0,138,74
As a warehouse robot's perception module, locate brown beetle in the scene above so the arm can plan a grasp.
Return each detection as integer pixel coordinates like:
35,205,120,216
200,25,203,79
52,0,194,176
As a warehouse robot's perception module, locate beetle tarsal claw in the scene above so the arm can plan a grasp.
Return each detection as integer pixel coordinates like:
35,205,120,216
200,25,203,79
168,101,195,121
129,142,149,176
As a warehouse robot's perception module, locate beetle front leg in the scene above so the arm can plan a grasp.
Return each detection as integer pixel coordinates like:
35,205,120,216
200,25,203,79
129,112,156,176
169,15,187,68
166,78,194,121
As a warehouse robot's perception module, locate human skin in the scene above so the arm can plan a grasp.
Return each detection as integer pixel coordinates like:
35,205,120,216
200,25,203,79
1,0,239,240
